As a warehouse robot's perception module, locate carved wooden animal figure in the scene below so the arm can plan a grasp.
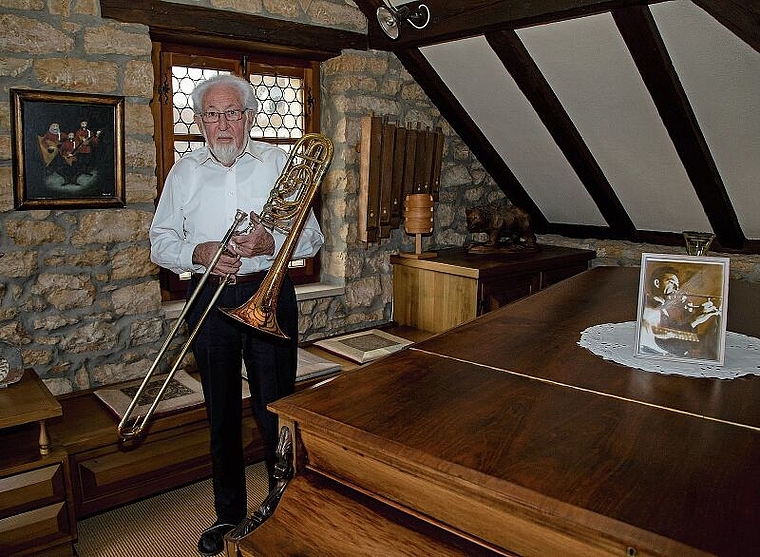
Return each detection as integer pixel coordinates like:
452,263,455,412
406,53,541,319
465,203,536,248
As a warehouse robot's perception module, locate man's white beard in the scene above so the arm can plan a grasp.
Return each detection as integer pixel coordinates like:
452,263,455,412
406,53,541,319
209,139,243,166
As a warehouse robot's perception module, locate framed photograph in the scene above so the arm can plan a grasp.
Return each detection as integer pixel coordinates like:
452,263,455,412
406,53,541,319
635,254,730,365
11,89,125,209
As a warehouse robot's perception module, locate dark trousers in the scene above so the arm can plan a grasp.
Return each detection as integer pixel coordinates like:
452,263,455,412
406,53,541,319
186,274,298,524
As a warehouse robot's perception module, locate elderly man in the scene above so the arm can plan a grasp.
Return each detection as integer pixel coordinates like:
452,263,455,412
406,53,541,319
149,74,323,556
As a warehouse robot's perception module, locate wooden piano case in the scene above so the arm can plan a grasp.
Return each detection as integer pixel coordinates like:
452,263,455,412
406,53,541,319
230,267,760,557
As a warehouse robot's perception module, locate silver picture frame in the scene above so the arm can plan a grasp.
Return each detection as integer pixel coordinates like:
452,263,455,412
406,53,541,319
635,253,730,365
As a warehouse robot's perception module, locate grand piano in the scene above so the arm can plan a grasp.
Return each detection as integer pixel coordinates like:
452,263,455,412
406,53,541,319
226,266,760,556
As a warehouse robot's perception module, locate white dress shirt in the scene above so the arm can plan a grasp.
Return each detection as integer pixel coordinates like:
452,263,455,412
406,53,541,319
149,139,324,276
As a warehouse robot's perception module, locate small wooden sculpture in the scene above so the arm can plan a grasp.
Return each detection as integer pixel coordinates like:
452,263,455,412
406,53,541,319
465,202,537,254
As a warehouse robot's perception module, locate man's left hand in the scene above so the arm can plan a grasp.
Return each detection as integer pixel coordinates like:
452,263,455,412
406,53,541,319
229,222,274,258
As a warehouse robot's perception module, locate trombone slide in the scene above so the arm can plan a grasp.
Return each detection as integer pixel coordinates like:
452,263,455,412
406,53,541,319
117,209,248,441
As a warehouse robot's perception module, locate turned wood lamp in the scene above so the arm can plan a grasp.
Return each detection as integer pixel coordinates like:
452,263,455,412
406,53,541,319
400,193,436,259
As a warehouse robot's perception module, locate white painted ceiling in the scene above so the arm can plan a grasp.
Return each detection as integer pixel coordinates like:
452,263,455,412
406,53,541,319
420,0,759,240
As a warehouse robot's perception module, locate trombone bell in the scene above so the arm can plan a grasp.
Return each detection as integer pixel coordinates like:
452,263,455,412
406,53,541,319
226,286,290,339
224,294,287,339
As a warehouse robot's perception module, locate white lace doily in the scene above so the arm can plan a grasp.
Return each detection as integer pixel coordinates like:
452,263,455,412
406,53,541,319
578,322,760,379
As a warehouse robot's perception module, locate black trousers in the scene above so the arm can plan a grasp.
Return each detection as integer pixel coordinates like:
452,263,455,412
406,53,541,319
186,273,298,524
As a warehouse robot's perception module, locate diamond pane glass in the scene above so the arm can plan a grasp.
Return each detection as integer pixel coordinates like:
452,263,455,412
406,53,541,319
249,73,304,140
172,66,231,159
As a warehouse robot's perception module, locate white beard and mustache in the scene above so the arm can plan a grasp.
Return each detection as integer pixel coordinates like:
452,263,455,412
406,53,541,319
208,136,245,166
201,117,250,166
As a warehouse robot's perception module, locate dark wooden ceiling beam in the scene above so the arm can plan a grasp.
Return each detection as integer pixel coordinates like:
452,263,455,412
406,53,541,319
614,5,746,250
693,0,760,53
357,0,666,50
486,29,634,238
100,0,367,60
394,49,549,229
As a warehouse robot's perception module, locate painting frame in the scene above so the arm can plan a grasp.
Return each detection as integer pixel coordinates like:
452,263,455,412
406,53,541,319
11,89,125,210
635,253,730,365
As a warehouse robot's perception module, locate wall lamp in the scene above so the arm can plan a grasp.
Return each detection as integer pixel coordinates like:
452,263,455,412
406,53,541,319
376,2,431,40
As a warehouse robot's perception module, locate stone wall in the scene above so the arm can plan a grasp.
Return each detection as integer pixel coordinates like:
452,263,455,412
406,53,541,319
0,1,504,394
539,234,760,283
0,1,161,394
299,49,505,339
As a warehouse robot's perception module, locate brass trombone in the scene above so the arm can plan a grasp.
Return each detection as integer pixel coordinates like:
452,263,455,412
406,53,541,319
117,133,333,441
221,133,333,338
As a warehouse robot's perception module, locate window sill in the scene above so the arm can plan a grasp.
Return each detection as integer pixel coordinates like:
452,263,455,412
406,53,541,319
295,282,345,301
160,282,344,320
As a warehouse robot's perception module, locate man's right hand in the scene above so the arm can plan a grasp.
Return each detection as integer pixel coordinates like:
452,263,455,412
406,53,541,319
192,241,241,276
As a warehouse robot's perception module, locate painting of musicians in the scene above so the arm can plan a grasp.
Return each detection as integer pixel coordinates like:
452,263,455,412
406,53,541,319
11,89,124,209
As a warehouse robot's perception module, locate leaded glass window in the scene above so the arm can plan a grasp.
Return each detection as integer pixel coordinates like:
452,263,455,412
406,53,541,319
250,73,304,140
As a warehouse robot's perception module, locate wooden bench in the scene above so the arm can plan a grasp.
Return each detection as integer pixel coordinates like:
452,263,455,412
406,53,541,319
48,326,431,520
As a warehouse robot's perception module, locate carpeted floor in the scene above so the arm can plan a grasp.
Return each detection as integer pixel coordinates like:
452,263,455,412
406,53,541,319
74,462,269,557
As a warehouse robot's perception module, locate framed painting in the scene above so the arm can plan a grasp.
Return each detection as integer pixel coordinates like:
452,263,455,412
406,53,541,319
635,254,730,365
11,89,125,209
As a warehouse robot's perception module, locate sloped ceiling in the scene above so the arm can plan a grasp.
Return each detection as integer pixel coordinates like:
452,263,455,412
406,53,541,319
354,0,760,253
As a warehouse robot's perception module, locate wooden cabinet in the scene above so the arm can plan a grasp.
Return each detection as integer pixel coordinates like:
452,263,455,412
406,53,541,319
0,370,75,557
391,244,595,332
47,356,361,521
50,386,263,519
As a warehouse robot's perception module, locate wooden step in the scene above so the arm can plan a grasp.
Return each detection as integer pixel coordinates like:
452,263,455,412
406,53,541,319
227,470,501,557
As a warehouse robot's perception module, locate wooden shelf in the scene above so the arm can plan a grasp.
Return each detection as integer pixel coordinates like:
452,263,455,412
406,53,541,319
0,370,61,429
49,380,262,519
0,372,74,557
45,327,431,521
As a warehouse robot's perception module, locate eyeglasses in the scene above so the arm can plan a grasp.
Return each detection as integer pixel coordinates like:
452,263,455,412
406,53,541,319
199,108,248,123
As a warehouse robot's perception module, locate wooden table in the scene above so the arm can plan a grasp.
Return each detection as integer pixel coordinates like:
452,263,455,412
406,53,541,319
0,369,62,455
233,267,760,557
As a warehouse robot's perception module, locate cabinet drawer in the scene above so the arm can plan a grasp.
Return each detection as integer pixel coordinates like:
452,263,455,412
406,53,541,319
71,414,261,517
0,501,72,556
80,425,212,489
75,424,212,513
0,465,66,519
